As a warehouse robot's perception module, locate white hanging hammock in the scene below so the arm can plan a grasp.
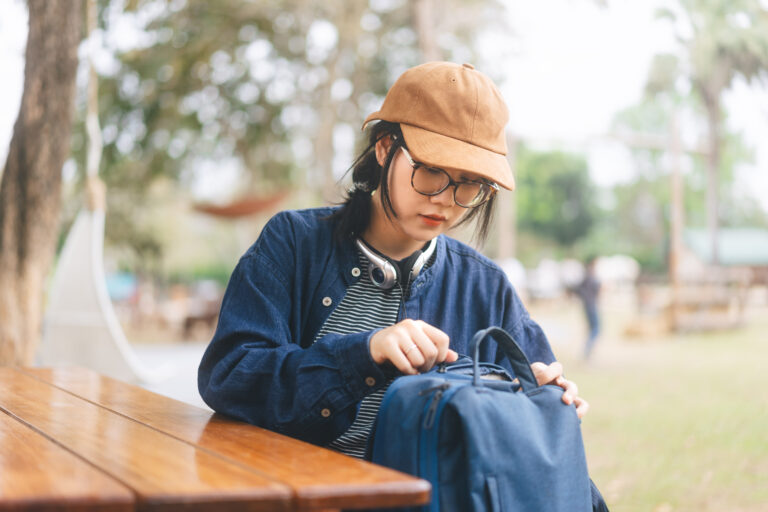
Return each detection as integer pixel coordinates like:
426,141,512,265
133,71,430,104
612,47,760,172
39,209,174,383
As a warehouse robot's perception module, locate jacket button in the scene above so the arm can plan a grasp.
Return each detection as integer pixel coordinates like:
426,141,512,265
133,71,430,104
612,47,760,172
322,297,332,307
365,376,376,387
320,408,331,418
351,267,361,277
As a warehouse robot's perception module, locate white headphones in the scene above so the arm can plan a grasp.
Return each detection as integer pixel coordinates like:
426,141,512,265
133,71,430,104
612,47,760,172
355,238,437,290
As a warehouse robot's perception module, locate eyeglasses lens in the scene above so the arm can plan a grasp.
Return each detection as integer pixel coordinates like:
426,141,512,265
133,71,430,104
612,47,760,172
412,166,488,207
412,166,447,194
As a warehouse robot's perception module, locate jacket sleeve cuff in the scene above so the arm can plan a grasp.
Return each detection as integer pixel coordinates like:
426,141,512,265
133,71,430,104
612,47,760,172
334,329,392,399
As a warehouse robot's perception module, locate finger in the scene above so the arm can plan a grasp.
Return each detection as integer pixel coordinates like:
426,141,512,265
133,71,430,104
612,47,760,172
396,331,425,370
531,361,561,386
401,333,427,371
396,321,423,356
408,324,439,371
531,361,563,386
574,396,589,419
390,345,418,375
418,321,450,362
389,333,418,375
564,378,578,398
556,377,578,405
401,322,434,371
445,349,459,362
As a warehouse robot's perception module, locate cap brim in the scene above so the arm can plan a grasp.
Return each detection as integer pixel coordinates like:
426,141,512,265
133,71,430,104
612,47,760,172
400,124,515,190
362,111,382,131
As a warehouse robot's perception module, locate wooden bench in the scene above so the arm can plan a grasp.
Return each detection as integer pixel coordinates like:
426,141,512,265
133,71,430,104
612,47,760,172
0,367,430,511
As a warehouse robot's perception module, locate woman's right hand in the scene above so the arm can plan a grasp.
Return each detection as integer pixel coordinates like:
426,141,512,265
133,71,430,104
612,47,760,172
369,319,458,375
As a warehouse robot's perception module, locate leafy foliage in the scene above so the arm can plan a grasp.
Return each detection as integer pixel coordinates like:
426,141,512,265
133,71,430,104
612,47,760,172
607,96,759,270
65,0,507,271
516,147,596,248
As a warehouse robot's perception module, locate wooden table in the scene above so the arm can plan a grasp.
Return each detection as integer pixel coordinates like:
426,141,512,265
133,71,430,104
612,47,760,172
0,367,430,511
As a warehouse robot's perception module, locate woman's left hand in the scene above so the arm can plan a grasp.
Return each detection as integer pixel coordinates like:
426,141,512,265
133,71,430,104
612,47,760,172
530,362,589,419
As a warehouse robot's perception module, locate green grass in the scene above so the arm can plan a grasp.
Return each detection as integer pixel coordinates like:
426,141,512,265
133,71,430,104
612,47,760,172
530,298,768,512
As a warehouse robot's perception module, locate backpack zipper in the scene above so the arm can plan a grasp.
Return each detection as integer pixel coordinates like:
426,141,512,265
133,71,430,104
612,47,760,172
422,383,450,429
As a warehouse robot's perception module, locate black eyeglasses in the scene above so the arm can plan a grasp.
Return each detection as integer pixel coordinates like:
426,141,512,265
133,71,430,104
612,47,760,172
400,147,498,208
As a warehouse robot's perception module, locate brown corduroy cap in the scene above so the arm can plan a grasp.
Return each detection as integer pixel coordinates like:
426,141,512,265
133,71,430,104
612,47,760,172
363,61,514,190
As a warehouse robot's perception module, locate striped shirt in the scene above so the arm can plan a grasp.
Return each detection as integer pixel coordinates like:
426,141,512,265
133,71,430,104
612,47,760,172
317,249,432,459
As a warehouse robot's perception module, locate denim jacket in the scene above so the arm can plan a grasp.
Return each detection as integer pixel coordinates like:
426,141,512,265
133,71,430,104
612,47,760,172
198,207,556,446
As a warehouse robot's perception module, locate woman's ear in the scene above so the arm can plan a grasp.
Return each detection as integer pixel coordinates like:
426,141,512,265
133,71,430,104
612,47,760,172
374,136,393,167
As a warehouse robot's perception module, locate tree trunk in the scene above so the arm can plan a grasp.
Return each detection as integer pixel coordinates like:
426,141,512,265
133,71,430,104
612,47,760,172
496,132,517,260
703,93,721,266
669,113,684,331
0,0,82,366
316,2,367,204
316,58,340,203
412,0,441,61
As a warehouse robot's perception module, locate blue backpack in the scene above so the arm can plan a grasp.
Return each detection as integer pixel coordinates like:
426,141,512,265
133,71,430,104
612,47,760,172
369,327,607,512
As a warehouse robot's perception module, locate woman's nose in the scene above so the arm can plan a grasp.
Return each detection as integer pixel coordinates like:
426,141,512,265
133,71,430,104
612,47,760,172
430,186,455,207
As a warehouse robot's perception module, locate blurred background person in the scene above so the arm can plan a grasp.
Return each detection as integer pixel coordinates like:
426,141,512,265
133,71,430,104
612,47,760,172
573,257,601,360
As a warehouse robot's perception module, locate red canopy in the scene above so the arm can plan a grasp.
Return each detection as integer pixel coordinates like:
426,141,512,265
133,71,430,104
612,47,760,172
193,192,288,219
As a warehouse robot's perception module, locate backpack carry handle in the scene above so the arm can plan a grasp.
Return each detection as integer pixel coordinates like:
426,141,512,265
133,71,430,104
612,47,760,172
470,327,538,390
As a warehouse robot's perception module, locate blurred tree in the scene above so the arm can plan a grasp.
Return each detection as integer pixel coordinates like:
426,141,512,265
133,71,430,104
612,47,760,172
649,0,768,263
0,1,82,365
515,147,596,248
609,84,757,270
605,176,670,271
66,0,507,269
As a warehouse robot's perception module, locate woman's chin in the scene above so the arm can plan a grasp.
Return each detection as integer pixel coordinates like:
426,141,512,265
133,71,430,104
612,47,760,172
401,220,446,241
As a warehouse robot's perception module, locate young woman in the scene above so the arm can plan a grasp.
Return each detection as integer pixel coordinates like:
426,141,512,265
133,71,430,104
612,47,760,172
198,62,588,459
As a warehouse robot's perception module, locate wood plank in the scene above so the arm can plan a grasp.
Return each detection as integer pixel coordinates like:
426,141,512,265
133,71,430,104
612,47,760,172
0,410,134,512
23,367,431,511
0,369,291,512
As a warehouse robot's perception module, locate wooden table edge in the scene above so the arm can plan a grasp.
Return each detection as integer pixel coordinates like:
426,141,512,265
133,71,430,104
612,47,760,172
0,495,135,512
294,479,431,510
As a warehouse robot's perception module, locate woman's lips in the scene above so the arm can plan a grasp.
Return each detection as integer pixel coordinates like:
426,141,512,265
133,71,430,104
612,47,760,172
420,214,446,227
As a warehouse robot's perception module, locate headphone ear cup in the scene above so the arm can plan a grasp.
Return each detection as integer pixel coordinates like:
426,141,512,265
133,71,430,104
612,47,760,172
357,238,398,289
369,260,397,289
368,262,383,287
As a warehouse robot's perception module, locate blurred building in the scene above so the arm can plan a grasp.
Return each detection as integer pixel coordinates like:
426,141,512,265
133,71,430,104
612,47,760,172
683,228,768,273
672,228,768,330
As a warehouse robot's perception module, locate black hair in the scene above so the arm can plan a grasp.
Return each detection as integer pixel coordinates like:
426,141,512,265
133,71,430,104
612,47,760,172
329,121,497,246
